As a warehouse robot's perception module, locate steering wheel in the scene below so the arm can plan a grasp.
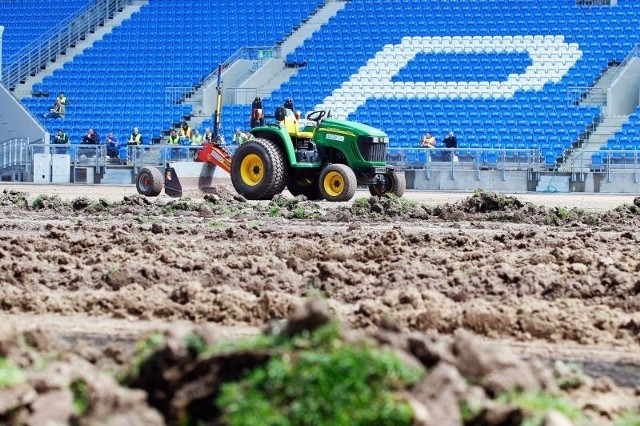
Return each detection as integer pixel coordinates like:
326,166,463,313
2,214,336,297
306,110,326,123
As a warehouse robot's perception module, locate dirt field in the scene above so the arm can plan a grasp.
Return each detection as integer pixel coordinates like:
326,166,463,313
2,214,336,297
0,183,639,424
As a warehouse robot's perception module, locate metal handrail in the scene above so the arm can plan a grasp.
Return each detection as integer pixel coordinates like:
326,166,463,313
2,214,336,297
2,0,135,90
609,43,640,85
166,45,281,105
0,137,31,172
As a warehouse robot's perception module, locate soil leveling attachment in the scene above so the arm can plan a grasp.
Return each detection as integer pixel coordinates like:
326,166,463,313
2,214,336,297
136,64,232,198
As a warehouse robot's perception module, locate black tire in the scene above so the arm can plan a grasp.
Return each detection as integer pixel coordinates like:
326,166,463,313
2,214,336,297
368,170,406,198
287,175,322,200
319,164,357,202
230,138,287,200
136,167,163,196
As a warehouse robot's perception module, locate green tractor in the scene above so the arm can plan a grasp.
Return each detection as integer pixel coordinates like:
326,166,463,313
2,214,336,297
231,106,405,201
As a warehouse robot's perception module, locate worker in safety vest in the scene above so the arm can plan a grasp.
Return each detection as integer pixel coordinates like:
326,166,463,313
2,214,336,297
128,127,142,145
168,129,180,145
43,92,67,119
191,129,203,145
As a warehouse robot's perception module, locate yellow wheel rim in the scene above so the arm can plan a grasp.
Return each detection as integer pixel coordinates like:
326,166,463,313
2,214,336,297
323,171,344,197
240,154,264,186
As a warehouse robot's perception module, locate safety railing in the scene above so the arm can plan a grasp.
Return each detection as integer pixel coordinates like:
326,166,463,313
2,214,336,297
202,45,281,87
165,45,281,106
0,137,31,171
29,142,236,174
567,86,607,106
20,143,640,186
609,43,640,85
387,147,541,181
2,0,135,90
226,87,259,104
573,148,640,183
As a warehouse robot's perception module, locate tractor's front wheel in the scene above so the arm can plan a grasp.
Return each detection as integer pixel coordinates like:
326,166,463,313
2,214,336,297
368,170,406,198
231,138,287,200
319,164,357,202
136,167,163,196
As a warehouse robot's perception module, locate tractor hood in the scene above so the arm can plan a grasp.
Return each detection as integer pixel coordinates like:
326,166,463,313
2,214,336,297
316,118,388,140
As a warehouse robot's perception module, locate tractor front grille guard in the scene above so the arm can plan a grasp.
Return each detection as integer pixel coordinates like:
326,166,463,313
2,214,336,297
357,136,387,163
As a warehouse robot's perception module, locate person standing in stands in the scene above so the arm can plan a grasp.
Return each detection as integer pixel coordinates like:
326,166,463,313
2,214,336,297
43,92,67,119
80,128,100,158
52,129,69,154
421,131,436,149
190,129,203,145
105,132,119,159
168,129,180,145
442,131,457,161
167,129,180,160
53,129,69,145
179,122,192,143
82,128,99,145
203,127,213,143
127,127,142,145
233,128,248,145
126,127,142,164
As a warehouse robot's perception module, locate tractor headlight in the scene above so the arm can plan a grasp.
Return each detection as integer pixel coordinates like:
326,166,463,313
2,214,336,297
358,136,388,144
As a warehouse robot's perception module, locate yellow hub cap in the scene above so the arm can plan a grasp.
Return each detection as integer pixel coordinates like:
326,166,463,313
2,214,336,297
240,154,264,186
323,171,344,197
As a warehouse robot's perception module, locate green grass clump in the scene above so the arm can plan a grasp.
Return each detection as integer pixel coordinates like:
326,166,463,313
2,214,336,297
0,357,26,388
613,410,640,426
125,331,166,381
216,324,423,426
207,220,230,229
292,206,306,219
31,195,45,209
269,206,281,217
70,379,90,416
496,390,582,426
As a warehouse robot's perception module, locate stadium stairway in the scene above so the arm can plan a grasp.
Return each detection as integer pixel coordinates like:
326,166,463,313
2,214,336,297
12,1,148,100
248,0,348,97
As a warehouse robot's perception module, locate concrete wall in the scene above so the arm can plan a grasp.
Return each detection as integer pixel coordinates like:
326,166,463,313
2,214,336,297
241,58,285,98
406,168,640,193
0,82,49,143
575,171,640,193
608,56,640,115
407,169,532,192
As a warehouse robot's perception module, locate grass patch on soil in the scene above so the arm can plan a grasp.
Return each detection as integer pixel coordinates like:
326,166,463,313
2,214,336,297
613,410,640,426
70,379,90,416
496,390,582,426
216,323,423,426
125,331,166,381
0,357,26,388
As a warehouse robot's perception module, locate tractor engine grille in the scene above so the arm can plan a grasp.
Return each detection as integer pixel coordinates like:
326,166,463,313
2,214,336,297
357,136,387,162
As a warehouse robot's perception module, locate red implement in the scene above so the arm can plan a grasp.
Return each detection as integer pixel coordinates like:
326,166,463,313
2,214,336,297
195,143,232,173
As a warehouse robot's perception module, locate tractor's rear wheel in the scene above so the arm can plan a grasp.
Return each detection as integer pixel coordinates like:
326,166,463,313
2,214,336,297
136,167,163,196
287,175,321,200
231,138,287,200
368,170,406,198
319,164,357,202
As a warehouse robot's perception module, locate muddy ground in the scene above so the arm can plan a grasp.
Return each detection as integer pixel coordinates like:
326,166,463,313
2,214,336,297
0,184,639,423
